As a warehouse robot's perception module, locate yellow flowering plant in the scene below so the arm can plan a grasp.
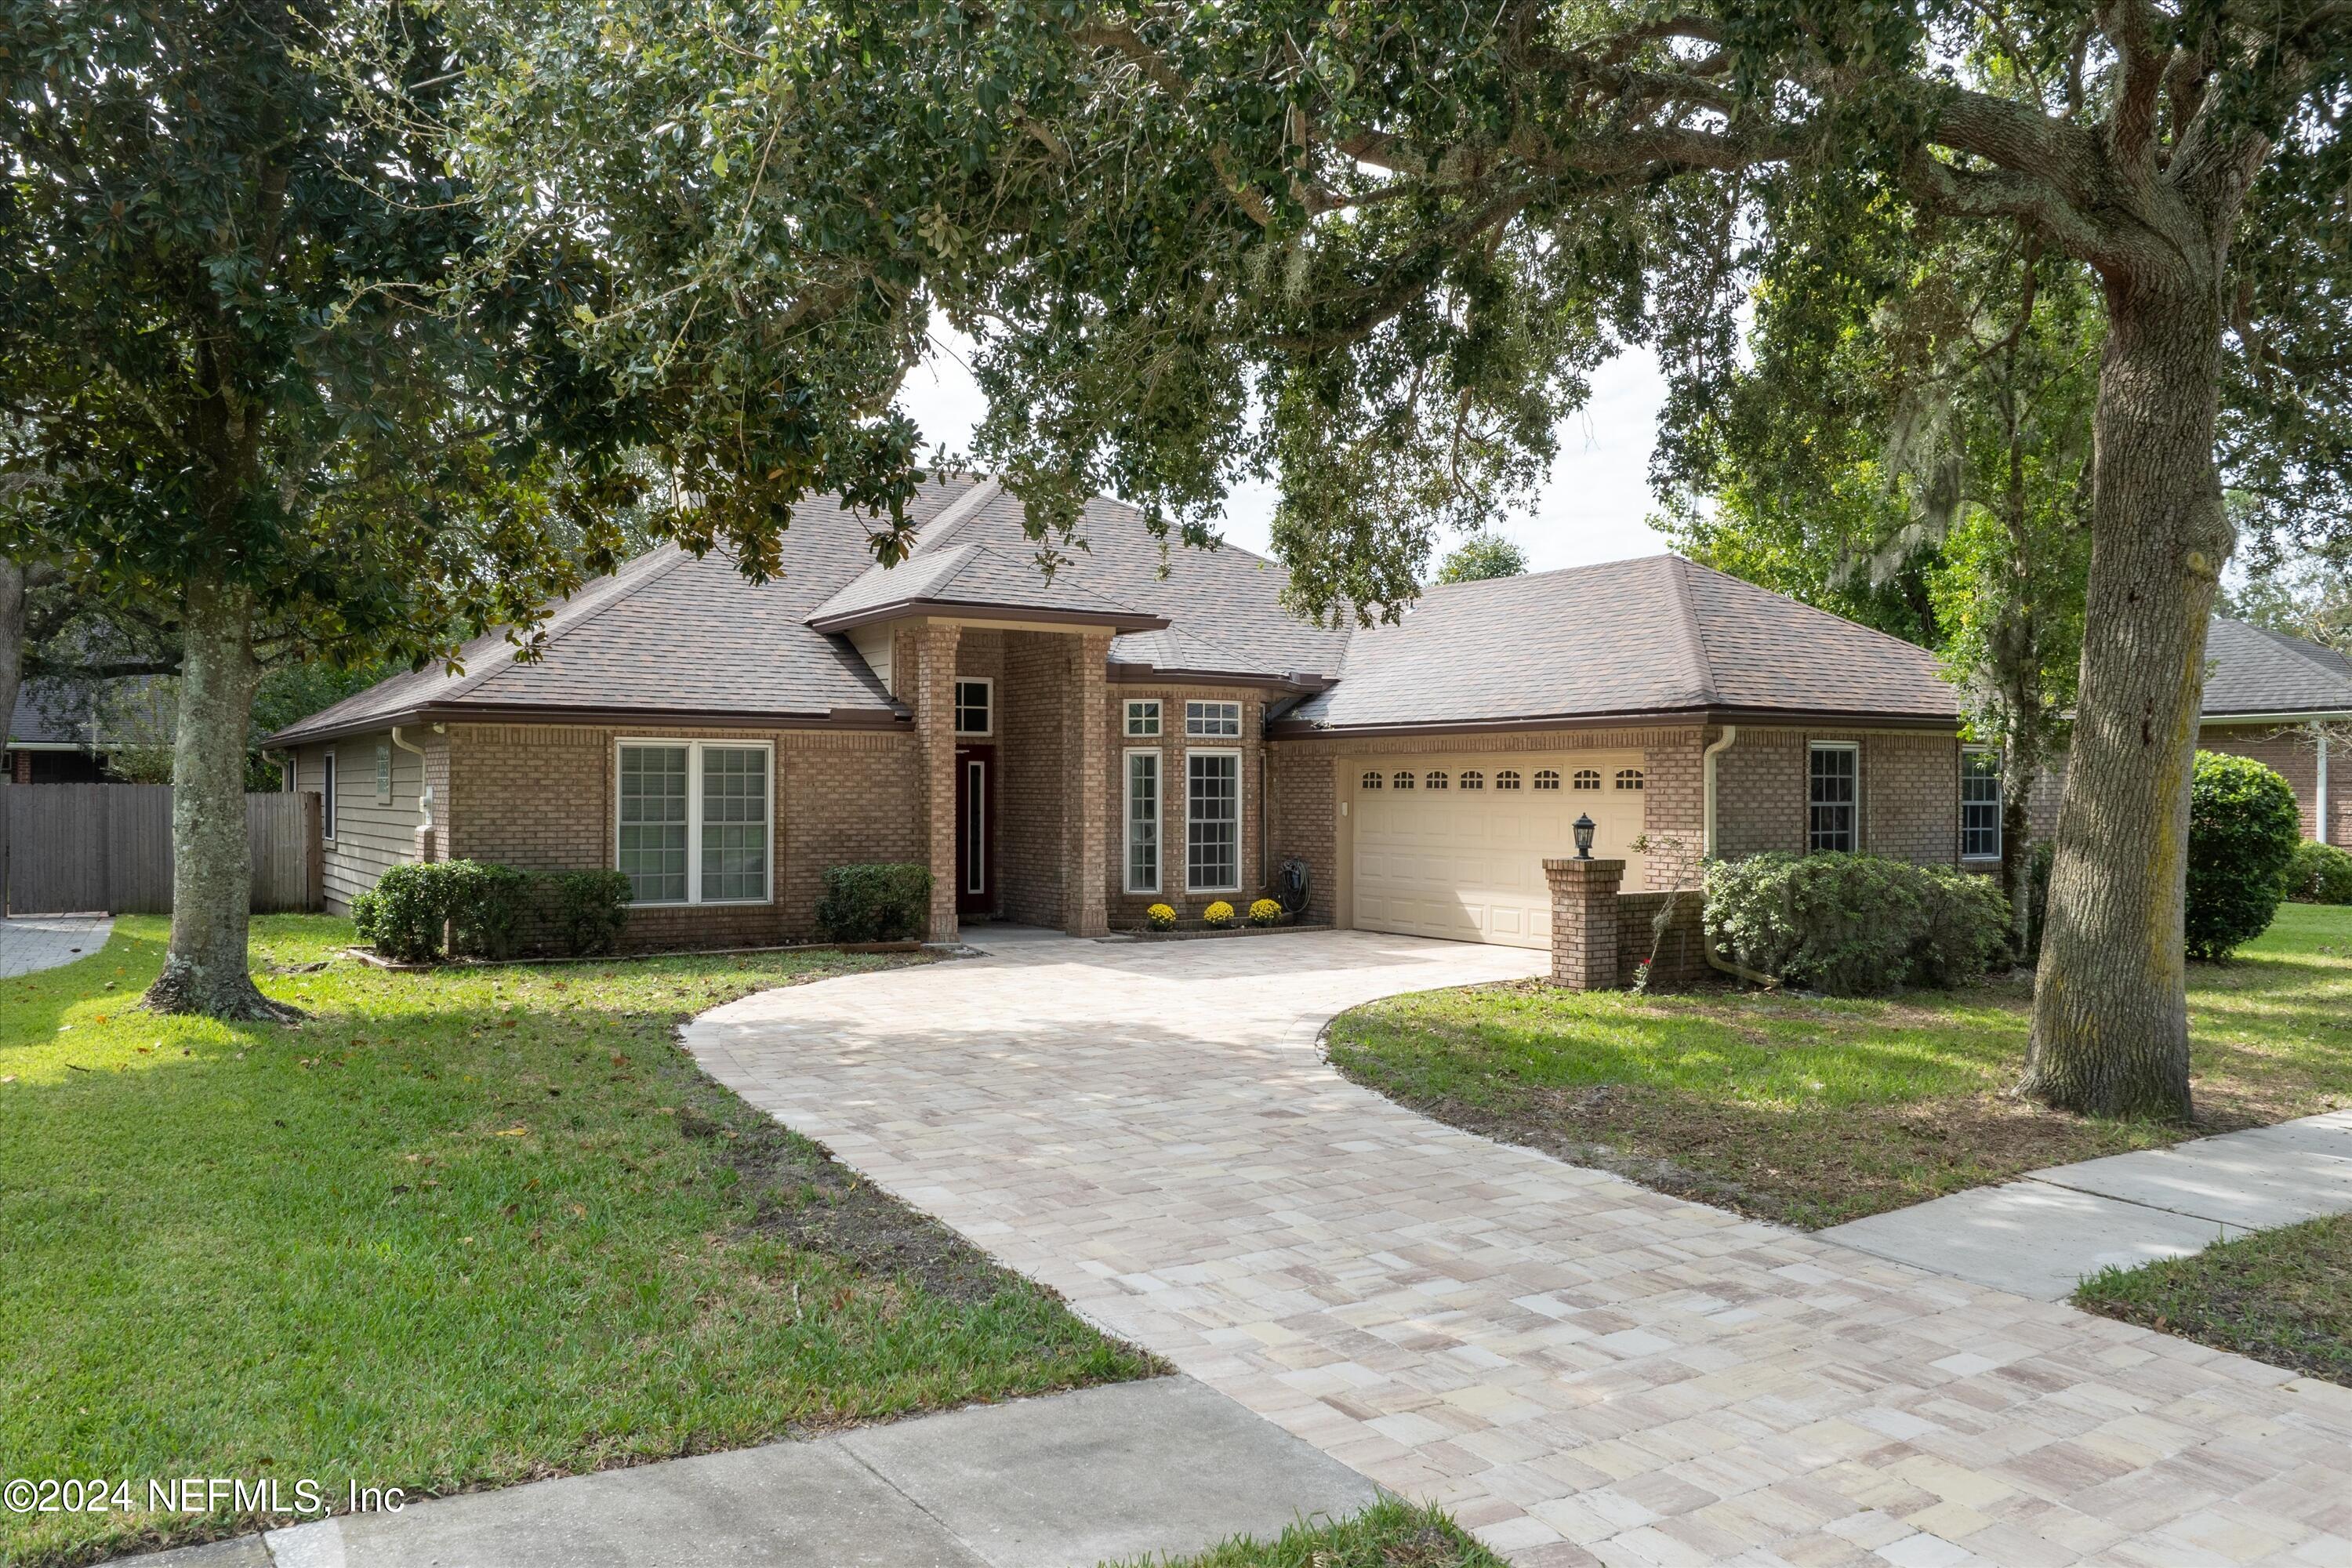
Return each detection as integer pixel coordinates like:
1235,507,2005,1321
1145,902,1178,931
1202,900,1237,927
1247,898,1282,927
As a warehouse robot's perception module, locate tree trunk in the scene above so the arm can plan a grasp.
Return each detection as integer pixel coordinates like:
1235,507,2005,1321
144,576,295,1021
0,557,24,784
2020,280,2231,1121
2000,748,2038,956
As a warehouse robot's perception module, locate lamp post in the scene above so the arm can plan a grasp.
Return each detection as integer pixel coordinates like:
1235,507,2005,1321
1573,813,1596,858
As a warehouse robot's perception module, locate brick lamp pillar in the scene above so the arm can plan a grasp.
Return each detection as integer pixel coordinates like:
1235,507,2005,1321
912,622,963,944
1544,857,1625,990
1061,630,1112,936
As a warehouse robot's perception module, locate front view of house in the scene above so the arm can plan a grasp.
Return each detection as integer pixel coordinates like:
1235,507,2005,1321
269,475,1980,950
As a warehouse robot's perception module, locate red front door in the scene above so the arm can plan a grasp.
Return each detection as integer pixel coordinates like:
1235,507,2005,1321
955,745,994,914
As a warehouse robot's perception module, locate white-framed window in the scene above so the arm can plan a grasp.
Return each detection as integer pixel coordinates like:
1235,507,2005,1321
1496,769,1521,790
1185,700,1241,738
1392,769,1416,790
1359,769,1383,790
1615,768,1645,791
1809,742,1860,852
1571,768,1602,790
1534,769,1561,791
1426,771,1449,789
1124,748,1161,894
321,751,337,840
285,756,297,794
376,741,393,805
1125,699,1162,737
1185,749,1241,892
1962,747,2002,860
616,739,772,906
1460,770,1484,789
953,677,993,737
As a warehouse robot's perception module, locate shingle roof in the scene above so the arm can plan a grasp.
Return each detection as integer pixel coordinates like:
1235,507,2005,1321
1283,555,1957,731
266,477,987,744
2203,618,2352,718
804,539,1167,632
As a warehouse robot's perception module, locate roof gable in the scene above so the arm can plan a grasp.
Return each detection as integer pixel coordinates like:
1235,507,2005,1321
2203,618,2352,717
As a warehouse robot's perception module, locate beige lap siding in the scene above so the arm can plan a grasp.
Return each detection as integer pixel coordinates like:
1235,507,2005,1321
444,721,919,951
292,729,437,916
1102,685,1266,927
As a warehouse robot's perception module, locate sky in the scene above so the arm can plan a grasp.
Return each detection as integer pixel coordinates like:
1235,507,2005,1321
894,329,1678,575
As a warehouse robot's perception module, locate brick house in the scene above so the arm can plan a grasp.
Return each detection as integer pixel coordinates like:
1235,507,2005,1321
267,474,1989,951
2028,619,2351,851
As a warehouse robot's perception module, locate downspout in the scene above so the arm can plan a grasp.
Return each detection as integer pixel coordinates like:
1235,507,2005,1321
1700,724,1775,987
2318,722,2332,847
390,724,435,861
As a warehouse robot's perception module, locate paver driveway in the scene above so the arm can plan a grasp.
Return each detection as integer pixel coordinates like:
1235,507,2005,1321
688,929,2352,1566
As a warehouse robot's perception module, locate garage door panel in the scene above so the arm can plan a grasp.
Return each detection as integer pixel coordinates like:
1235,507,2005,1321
1350,753,1647,949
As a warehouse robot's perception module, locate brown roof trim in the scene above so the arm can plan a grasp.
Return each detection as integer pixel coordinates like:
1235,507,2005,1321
1267,704,1960,740
268,701,909,747
808,598,1171,635
1106,662,1336,695
2201,707,2352,723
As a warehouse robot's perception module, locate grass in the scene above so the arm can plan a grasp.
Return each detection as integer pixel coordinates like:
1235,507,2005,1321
1104,1499,1506,1568
1327,902,2352,1229
2074,1214,2352,1386
0,915,1156,1567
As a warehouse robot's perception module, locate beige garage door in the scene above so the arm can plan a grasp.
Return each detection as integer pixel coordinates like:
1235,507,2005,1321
1348,754,1650,948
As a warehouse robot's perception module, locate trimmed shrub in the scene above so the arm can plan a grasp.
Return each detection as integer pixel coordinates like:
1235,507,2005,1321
1704,851,2011,996
2187,750,2301,960
550,869,633,956
350,889,383,946
443,861,533,960
815,862,931,942
366,862,451,963
2285,839,2352,905
1247,897,1283,927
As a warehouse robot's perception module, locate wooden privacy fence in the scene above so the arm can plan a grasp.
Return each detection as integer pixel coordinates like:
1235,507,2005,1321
1,785,323,916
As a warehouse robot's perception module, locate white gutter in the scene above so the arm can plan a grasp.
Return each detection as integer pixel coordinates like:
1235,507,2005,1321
390,725,436,843
1702,724,1740,856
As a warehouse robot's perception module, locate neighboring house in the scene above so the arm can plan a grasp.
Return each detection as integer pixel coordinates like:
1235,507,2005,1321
5,680,120,784
2029,619,2351,849
266,474,1977,951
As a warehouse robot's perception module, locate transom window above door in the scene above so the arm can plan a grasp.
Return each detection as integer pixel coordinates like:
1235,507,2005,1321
953,678,993,736
1185,700,1241,737
1124,699,1161,737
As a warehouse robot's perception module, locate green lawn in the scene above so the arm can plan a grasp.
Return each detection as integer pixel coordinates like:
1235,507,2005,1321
2075,1214,2352,1386
1327,903,2352,1229
1105,1499,1505,1568
0,916,1154,1567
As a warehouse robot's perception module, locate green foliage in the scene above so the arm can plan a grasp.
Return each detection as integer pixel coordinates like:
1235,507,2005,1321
550,870,634,957
1435,535,1529,585
2188,753,2303,959
1106,1499,1505,1568
2220,555,2352,657
365,864,452,964
1704,853,2011,996
814,863,931,942
442,862,535,960
2286,840,2352,905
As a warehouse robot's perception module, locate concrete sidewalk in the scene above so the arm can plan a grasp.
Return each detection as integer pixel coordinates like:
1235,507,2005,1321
1820,1107,2352,1298
122,1377,1374,1568
0,913,112,977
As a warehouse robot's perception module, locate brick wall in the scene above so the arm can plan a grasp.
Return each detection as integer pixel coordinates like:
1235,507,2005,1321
1617,890,1709,989
999,630,1070,927
2202,724,2325,841
1641,731,1708,887
1103,684,1269,927
1267,746,1336,925
442,720,917,951
1714,727,1959,866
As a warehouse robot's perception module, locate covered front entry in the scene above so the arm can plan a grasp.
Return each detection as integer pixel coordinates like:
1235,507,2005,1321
1348,752,1649,948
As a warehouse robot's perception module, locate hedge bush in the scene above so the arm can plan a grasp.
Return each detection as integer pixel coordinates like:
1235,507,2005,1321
2187,750,2301,960
1704,851,2011,996
444,861,534,960
361,862,452,963
2285,839,2352,905
550,869,633,956
814,862,931,942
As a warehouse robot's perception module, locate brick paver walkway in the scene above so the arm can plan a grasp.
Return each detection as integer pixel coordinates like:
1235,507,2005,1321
688,930,2352,1566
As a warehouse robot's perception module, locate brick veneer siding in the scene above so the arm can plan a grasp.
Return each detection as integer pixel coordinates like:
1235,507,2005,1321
1713,728,1961,864
906,624,963,942
1064,633,1112,935
998,630,1071,927
1268,745,1336,925
1105,684,1270,928
440,720,917,951
1617,890,1709,989
2202,724,2336,843
1544,857,1624,989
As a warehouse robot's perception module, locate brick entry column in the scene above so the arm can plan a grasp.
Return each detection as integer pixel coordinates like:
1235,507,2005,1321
1544,857,1625,990
911,622,963,944
1060,630,1112,936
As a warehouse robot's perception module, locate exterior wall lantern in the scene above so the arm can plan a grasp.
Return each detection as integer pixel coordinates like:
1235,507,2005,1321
1573,813,1596,858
